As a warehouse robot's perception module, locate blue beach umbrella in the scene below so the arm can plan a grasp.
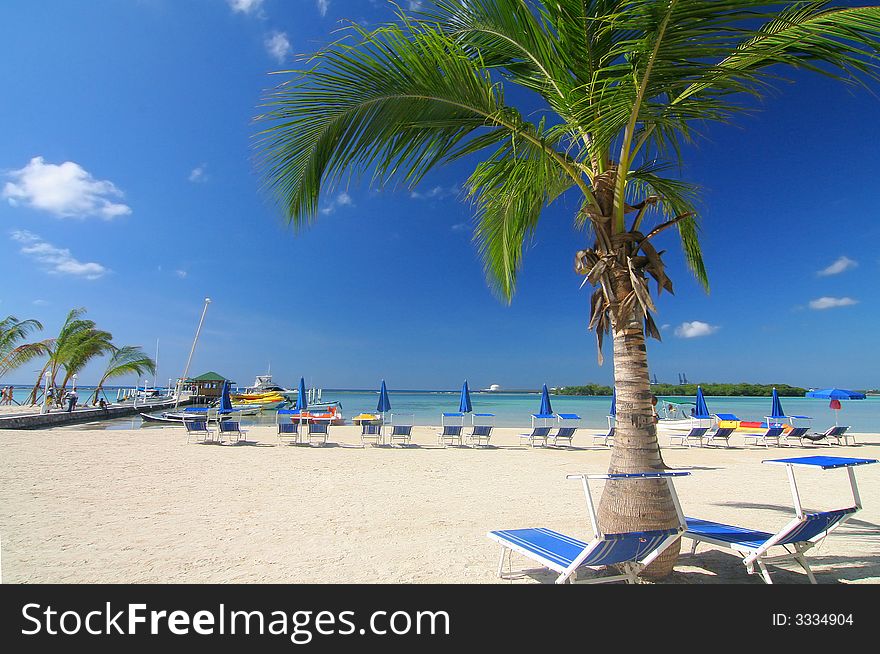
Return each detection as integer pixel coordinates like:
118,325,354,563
805,388,867,401
539,384,553,416
296,377,308,411
377,379,391,415
459,380,473,414
770,387,785,420
694,386,710,419
805,388,866,425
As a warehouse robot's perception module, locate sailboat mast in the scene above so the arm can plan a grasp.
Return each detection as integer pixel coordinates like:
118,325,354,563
175,297,211,407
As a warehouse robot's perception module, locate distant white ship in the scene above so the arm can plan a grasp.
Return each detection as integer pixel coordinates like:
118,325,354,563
481,384,502,392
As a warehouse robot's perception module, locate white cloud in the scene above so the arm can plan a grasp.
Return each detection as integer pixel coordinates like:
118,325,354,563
674,321,719,338
320,192,355,215
451,223,469,232
189,164,208,183
265,31,291,63
33,299,48,306
817,256,857,276
660,323,671,331
175,270,188,279
228,0,264,15
11,230,107,280
809,296,858,310
3,156,131,219
408,1,424,10
411,185,459,200
317,0,330,17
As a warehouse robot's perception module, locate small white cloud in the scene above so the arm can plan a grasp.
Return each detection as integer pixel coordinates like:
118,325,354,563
228,0,264,15
320,192,355,215
11,230,107,280
33,299,48,306
3,156,131,219
408,1,424,10
175,270,188,279
817,256,857,276
317,0,330,17
189,164,208,183
660,323,671,331
809,296,858,310
451,223,469,232
674,321,719,338
265,31,291,63
410,184,459,200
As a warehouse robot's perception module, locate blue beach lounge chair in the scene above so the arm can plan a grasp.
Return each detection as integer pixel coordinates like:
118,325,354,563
184,419,215,444
592,426,615,447
389,424,413,446
218,418,247,444
683,456,877,583
361,422,383,447
488,471,689,584
465,413,495,448
805,425,853,446
781,426,811,447
703,427,735,448
307,421,329,447
439,413,464,446
742,426,784,447
548,414,579,447
669,426,709,447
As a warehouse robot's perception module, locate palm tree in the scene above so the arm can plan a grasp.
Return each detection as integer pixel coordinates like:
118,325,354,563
27,308,113,403
0,316,50,379
254,0,880,576
90,346,157,405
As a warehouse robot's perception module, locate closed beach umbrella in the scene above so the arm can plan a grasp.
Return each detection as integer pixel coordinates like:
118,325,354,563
770,387,785,420
377,379,391,416
539,384,553,416
459,380,472,413
296,376,308,411
218,379,234,413
805,388,866,425
609,389,616,417
694,386,710,419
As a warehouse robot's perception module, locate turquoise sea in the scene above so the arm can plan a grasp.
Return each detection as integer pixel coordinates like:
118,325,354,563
14,387,877,432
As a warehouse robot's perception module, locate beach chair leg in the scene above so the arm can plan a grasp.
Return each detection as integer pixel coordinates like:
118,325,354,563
755,559,774,584
497,548,509,579
793,553,817,584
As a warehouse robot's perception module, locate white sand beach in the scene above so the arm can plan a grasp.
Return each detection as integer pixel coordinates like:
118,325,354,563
1,424,878,584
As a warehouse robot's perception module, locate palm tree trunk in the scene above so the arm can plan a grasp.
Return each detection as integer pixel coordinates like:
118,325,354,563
597,264,680,579
28,360,51,404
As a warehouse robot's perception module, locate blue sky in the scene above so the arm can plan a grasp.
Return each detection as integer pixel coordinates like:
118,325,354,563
1,0,878,391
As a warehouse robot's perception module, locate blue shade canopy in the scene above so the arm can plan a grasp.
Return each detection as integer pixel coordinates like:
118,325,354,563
694,386,710,419
805,388,867,400
770,388,785,418
296,377,307,411
539,384,553,416
459,380,472,413
376,379,391,413
610,390,616,417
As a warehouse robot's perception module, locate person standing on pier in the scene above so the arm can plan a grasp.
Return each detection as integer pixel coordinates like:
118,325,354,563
66,389,78,412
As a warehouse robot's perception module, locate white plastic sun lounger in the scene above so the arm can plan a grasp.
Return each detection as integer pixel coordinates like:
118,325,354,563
683,456,877,583
488,471,689,584
669,426,709,447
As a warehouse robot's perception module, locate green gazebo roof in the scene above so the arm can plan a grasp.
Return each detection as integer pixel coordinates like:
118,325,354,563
185,371,233,383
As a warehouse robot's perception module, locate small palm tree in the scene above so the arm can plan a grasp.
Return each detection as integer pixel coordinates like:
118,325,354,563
90,346,157,405
27,308,113,403
254,0,880,576
0,315,50,378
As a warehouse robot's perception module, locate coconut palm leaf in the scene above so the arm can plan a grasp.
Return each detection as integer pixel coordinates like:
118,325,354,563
0,316,48,378
90,346,156,404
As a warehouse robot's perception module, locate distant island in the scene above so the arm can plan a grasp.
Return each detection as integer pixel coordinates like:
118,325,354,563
555,383,810,397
